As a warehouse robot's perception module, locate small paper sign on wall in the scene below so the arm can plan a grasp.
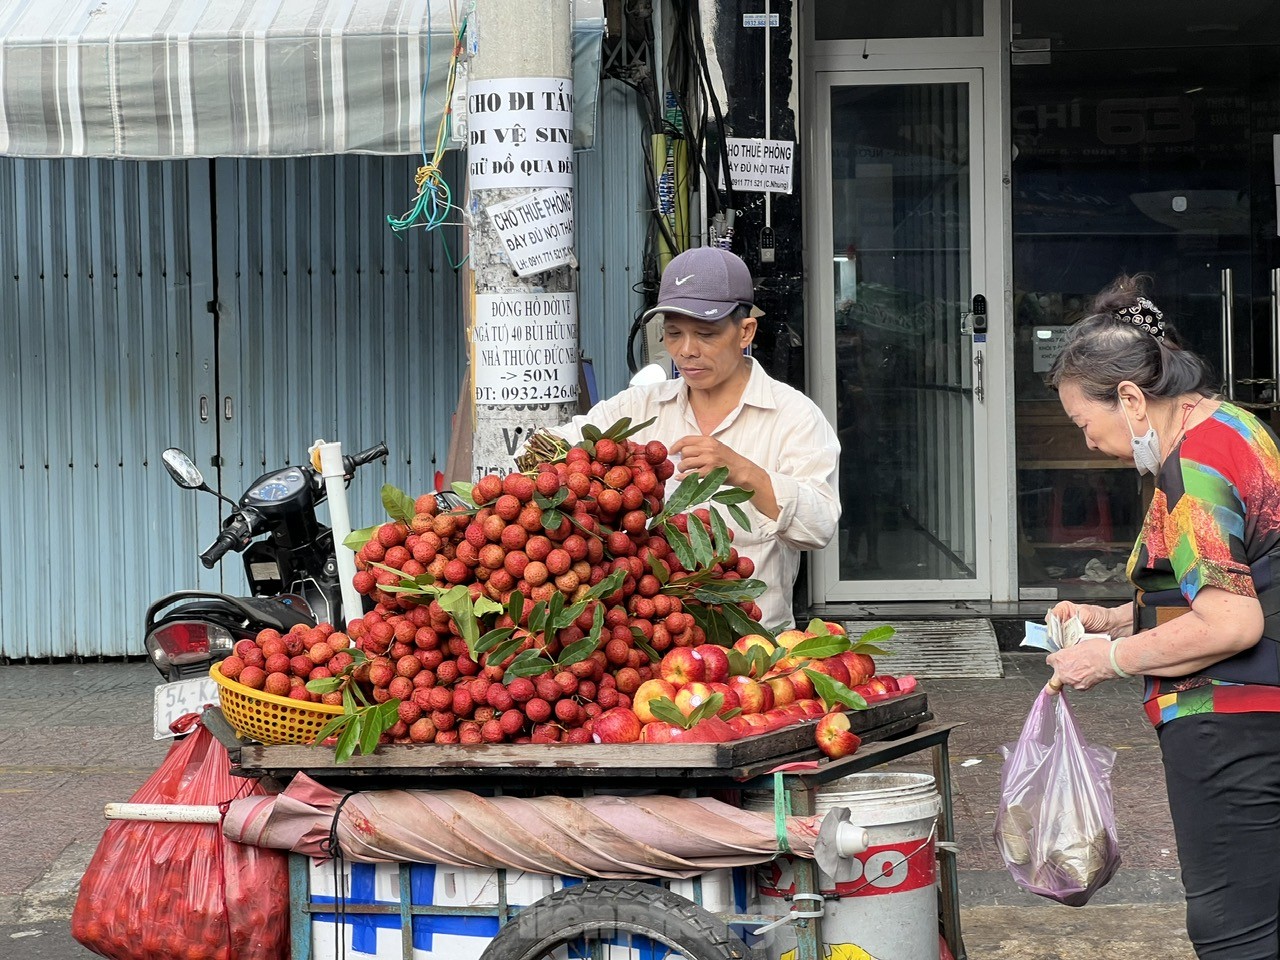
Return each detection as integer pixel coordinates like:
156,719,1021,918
485,188,576,277
474,293,578,406
723,138,795,193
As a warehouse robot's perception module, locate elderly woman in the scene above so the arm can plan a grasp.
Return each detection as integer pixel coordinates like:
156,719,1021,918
1045,275,1280,960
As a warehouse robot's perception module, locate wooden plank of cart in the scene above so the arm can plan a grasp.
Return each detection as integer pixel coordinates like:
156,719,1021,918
206,690,966,960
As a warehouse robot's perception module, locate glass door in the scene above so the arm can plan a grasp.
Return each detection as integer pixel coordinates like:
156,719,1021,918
811,70,991,601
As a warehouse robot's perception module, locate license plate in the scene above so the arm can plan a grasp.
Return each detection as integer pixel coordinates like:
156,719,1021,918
153,677,220,739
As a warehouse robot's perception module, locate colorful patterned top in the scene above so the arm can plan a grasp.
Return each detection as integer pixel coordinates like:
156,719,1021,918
1129,402,1280,727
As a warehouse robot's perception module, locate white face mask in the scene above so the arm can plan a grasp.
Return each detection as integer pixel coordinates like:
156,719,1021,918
1119,391,1161,476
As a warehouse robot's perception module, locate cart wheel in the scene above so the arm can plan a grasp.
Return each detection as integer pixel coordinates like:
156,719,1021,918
479,880,759,960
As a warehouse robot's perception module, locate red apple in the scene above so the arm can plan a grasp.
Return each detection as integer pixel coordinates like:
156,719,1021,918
640,721,680,743
787,670,817,700
674,682,714,717
846,652,876,682
875,675,900,693
633,678,677,724
592,707,643,743
698,644,731,683
815,711,862,759
729,675,769,714
766,676,797,708
795,698,826,719
898,675,918,695
823,621,848,637
732,635,776,677
660,647,706,686
809,656,851,687
708,682,741,715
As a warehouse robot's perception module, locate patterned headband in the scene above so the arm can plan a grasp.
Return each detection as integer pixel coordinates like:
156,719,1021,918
1114,297,1166,344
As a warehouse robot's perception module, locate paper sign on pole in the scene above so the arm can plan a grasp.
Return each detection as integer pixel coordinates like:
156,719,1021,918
474,293,578,406
468,78,575,189
485,188,576,276
723,137,795,193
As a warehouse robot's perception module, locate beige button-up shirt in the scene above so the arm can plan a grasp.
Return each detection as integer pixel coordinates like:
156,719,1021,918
554,359,841,628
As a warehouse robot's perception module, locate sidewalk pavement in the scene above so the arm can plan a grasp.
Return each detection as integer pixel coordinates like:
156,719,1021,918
0,655,1196,959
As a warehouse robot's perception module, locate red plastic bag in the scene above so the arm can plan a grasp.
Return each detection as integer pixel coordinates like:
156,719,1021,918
994,690,1121,906
71,724,290,960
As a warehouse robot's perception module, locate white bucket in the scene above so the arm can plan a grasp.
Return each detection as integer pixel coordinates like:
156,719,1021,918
746,773,941,960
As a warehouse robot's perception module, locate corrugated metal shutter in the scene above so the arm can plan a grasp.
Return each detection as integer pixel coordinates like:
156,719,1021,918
211,153,467,594
575,79,648,401
0,79,646,658
0,158,220,658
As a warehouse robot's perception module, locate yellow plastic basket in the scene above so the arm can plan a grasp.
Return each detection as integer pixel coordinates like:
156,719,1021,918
210,662,346,745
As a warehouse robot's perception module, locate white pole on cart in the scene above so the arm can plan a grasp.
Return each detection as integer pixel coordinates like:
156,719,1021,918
105,803,222,824
312,439,365,628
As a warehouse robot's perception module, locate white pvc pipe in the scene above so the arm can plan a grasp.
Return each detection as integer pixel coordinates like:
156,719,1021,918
315,440,364,628
105,803,222,824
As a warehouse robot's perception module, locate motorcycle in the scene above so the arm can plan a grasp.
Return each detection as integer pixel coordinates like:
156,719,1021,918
146,441,387,736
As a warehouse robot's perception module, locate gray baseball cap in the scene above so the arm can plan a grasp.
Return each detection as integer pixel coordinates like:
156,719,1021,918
641,247,764,323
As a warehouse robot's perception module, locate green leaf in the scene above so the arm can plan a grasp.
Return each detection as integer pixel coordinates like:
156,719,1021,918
486,635,526,667
505,649,553,678
557,635,599,668
603,416,632,440
789,636,853,660
343,525,378,551
612,416,657,440
805,618,831,636
708,508,732,563
474,595,504,617
690,579,767,605
475,627,516,655
648,696,694,729
342,685,358,713
726,648,751,677
334,718,362,763
662,523,697,571
580,439,596,458
507,589,526,625
686,692,725,726
360,708,386,755
581,423,603,443
856,624,896,646
749,646,771,679
687,513,715,569
646,552,670,585
685,602,730,649
305,676,343,694
311,712,354,746
587,569,627,601
381,484,417,524
852,643,890,656
541,508,564,529
721,603,776,646
727,503,752,531
711,487,754,506
630,628,661,663
590,602,605,642
693,466,730,504
534,488,568,510
656,474,704,521
527,600,548,635
546,590,567,631
803,668,869,713
451,481,478,508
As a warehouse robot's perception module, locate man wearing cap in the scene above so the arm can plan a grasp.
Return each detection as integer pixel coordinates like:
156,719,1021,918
552,247,841,629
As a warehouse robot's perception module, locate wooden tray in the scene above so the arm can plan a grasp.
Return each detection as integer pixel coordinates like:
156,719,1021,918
218,692,931,784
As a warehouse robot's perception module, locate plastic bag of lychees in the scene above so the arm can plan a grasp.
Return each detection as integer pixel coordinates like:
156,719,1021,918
71,723,289,960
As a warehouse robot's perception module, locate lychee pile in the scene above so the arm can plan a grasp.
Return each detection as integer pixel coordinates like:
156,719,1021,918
217,622,352,704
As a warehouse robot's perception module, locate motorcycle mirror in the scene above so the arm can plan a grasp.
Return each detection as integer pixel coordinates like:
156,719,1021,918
162,448,207,490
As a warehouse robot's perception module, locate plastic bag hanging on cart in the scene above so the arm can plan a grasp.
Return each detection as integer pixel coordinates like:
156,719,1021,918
71,723,289,960
994,689,1121,906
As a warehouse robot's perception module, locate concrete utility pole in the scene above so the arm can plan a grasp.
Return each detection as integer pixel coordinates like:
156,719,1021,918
466,0,579,479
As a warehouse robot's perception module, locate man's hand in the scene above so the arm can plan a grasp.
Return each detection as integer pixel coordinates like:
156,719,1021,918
670,435,751,485
670,435,779,521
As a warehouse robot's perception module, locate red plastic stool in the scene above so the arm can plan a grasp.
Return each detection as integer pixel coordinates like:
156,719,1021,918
1047,478,1112,543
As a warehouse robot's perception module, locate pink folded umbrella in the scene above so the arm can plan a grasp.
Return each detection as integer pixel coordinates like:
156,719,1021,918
223,774,825,880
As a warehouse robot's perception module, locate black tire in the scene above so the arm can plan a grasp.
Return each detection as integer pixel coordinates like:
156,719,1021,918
479,880,759,960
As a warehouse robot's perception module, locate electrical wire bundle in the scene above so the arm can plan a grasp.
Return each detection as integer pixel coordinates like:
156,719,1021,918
387,1,467,269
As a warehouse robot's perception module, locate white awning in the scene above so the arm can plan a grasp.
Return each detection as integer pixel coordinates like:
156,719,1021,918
0,0,604,158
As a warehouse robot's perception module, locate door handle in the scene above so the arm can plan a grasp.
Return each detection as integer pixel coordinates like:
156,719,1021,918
1221,268,1236,399
1272,268,1280,401
973,351,985,404
223,397,234,421
199,396,209,423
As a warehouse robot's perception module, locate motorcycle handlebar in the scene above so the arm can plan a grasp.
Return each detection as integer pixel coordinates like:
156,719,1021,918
199,519,249,569
343,442,388,475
